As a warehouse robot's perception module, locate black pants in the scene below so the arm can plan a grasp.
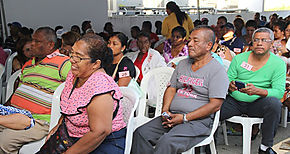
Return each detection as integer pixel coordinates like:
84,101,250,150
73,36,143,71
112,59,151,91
220,96,281,146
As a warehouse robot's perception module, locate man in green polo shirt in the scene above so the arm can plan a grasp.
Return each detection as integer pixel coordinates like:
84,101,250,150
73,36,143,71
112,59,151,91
220,27,286,154
0,27,71,154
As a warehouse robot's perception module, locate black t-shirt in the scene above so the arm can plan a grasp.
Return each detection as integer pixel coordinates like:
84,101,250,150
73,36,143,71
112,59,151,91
105,56,136,82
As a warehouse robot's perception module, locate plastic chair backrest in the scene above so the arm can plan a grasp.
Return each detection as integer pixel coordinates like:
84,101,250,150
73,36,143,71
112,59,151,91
3,49,12,55
50,82,65,131
5,70,21,102
5,52,18,84
120,87,139,154
139,67,174,117
134,65,140,80
167,56,188,66
0,64,4,103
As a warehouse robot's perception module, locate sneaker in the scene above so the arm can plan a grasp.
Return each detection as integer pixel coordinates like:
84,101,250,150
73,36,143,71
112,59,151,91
258,147,277,154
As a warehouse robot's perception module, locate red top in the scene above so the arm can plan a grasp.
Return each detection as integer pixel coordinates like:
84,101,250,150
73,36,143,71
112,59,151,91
134,51,148,81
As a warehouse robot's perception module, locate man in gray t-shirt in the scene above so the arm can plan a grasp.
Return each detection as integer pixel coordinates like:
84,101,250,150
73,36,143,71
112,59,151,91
131,26,229,154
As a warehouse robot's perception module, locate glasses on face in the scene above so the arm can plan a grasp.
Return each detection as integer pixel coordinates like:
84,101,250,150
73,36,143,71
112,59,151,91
253,38,272,43
69,52,91,63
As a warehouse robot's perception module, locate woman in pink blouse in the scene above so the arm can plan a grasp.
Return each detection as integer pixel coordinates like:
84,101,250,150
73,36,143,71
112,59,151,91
41,34,126,154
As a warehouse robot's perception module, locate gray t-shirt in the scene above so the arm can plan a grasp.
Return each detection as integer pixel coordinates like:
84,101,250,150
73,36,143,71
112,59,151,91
169,58,229,114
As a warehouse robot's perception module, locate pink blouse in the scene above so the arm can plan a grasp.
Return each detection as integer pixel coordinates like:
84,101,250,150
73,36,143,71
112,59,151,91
60,71,126,138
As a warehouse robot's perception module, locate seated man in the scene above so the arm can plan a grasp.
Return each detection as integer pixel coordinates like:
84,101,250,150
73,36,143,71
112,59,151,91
220,27,286,154
220,22,245,55
131,26,229,154
0,27,71,154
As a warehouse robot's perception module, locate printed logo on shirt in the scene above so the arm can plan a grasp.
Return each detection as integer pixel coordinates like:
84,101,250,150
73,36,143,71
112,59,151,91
179,75,204,87
119,71,130,78
240,61,253,71
177,75,204,99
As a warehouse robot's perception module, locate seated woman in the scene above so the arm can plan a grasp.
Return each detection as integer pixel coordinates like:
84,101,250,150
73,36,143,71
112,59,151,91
155,26,188,63
60,31,81,56
126,32,166,83
12,38,32,73
106,32,136,86
128,26,141,52
38,34,126,154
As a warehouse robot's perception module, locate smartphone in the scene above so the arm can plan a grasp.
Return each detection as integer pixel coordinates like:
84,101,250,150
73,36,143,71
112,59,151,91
161,112,172,120
235,81,245,90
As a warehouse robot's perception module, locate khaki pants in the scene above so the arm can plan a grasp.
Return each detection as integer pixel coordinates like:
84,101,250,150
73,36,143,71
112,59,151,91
0,119,49,154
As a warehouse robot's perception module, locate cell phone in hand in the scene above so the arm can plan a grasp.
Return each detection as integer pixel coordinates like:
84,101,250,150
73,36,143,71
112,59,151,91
235,81,245,91
161,112,172,120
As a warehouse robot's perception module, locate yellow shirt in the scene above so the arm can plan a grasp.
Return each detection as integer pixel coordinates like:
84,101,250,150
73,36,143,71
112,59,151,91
161,12,194,40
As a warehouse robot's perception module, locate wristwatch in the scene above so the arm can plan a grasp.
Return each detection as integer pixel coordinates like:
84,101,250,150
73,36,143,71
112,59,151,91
183,114,189,123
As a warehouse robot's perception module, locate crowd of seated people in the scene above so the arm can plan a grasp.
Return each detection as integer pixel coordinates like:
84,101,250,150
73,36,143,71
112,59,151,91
0,8,289,154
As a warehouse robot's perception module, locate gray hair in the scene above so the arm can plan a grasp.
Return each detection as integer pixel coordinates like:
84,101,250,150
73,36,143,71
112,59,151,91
252,27,274,41
192,25,216,45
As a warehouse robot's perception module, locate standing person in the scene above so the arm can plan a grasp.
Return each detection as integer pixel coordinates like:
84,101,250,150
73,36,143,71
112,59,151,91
0,27,71,154
131,26,229,154
220,28,286,154
162,1,194,40
106,32,136,86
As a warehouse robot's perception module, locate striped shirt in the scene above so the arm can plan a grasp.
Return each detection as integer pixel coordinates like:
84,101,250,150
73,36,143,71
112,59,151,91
11,50,71,118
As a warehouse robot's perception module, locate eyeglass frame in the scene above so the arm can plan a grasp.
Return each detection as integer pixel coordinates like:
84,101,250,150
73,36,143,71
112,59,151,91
252,38,272,43
69,52,92,63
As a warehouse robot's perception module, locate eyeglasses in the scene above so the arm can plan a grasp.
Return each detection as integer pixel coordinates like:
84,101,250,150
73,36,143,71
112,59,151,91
253,38,272,43
69,52,91,63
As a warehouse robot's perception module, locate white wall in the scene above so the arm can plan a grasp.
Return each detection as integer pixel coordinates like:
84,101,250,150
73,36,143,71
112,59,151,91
4,0,107,34
238,0,263,12
108,11,290,38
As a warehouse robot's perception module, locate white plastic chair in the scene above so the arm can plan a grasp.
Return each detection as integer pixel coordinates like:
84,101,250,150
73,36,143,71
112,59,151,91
119,87,140,154
167,56,188,67
134,67,174,128
182,111,221,154
3,49,12,56
1,52,18,104
221,116,263,154
139,67,174,117
0,64,4,103
19,83,65,154
5,69,21,102
134,65,140,80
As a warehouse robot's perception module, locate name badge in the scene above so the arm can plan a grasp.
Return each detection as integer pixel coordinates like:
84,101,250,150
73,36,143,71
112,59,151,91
234,48,241,53
240,61,253,71
119,71,130,78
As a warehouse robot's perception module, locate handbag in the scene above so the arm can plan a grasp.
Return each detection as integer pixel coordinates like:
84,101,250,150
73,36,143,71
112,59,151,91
37,119,75,154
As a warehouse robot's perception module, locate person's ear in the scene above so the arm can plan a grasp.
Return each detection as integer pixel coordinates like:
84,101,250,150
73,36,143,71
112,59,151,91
93,60,101,69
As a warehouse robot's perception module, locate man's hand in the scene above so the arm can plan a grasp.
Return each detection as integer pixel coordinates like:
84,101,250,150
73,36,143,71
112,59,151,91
240,83,258,95
229,81,237,92
162,113,183,128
